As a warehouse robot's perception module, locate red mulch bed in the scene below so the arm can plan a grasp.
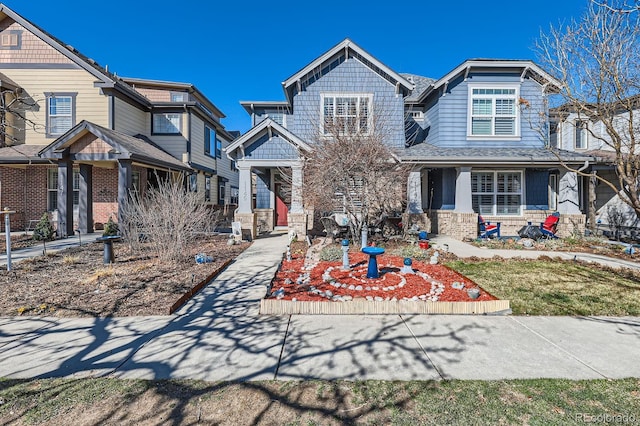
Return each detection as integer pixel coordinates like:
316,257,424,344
271,251,497,303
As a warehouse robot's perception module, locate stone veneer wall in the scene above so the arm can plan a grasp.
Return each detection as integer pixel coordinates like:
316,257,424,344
255,209,274,233
234,212,257,240
430,210,586,240
288,213,309,238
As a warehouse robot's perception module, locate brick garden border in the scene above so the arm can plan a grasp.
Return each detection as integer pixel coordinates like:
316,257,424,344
260,299,511,315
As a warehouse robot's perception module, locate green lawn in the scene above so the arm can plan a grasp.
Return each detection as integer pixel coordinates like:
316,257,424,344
447,259,640,315
1,378,639,425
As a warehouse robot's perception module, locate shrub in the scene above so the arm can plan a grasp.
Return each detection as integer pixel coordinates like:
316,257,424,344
319,245,343,261
32,212,55,255
391,244,429,261
103,216,119,236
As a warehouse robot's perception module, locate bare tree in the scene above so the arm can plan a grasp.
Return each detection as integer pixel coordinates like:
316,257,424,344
120,174,221,262
535,0,640,221
0,87,43,146
302,106,408,240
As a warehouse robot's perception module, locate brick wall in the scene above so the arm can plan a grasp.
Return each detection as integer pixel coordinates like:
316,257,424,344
92,166,118,228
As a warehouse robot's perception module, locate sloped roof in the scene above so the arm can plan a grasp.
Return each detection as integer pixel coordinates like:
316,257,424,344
401,74,436,102
39,121,191,171
0,144,48,163
281,38,415,103
0,71,20,91
225,118,312,158
416,59,563,103
399,144,595,165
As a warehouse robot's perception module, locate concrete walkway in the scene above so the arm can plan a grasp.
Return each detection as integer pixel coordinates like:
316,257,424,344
430,235,640,270
0,232,102,267
0,234,639,381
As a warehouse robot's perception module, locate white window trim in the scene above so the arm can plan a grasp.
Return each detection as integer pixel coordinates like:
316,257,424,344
472,170,524,216
407,110,424,121
152,113,182,135
320,93,373,136
467,84,520,141
574,119,588,150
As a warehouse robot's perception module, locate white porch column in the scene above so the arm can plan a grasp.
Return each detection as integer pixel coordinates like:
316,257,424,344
558,170,581,214
237,165,253,214
454,166,474,213
290,164,304,213
407,168,423,214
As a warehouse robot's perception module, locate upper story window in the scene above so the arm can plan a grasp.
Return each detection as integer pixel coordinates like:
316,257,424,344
153,113,181,134
215,138,222,159
170,92,188,102
468,86,519,138
321,93,372,135
45,92,76,137
205,125,215,156
574,120,588,150
0,30,20,49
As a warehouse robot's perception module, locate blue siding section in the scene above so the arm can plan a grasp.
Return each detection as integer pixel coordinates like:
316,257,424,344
244,133,299,160
290,58,405,148
428,168,456,209
525,169,549,210
256,169,271,209
428,72,547,148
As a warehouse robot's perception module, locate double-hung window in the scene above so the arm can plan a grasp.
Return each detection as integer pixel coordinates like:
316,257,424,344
468,86,519,138
472,171,522,216
574,120,588,149
321,93,372,135
45,93,76,137
47,168,79,211
153,113,181,134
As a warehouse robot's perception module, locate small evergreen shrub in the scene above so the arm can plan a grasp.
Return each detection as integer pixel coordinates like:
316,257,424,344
319,245,343,261
103,216,119,236
32,212,55,255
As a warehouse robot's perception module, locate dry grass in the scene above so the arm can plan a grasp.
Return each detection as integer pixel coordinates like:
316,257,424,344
0,235,249,317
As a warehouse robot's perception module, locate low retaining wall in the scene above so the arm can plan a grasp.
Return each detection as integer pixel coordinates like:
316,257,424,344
260,299,511,315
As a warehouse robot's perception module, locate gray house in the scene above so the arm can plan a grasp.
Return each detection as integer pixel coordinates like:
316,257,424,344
226,39,593,240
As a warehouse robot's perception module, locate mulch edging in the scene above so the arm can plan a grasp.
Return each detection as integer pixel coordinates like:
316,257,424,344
169,259,234,314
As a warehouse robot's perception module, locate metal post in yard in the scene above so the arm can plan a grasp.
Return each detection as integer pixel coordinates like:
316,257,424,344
2,207,16,271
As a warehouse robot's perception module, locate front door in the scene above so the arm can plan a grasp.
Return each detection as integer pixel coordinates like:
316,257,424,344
275,182,289,226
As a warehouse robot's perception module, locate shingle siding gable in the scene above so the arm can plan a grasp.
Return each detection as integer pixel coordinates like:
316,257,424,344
290,58,405,149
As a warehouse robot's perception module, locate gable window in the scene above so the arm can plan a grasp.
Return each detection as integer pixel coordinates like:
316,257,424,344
45,93,76,137
153,113,181,134
407,110,424,121
0,30,20,49
321,93,372,135
205,126,215,156
47,168,79,211
574,120,588,150
472,171,522,216
468,87,519,138
230,187,239,205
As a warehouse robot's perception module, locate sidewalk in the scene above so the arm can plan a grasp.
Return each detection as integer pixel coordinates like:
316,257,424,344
0,232,102,267
430,235,640,271
0,233,638,381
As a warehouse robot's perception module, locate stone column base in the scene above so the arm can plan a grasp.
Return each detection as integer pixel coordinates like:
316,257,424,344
234,212,257,240
431,210,478,240
557,213,586,238
288,213,308,238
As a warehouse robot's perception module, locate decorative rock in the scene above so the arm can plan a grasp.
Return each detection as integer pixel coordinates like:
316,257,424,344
365,296,373,301
355,285,363,291
284,278,293,285
451,281,464,290
365,286,371,291
326,290,333,297
343,295,353,301
292,298,297,302
374,296,383,301
411,296,419,301
372,286,379,291
348,284,355,290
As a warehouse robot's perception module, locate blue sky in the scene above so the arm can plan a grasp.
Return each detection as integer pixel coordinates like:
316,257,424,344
10,0,588,133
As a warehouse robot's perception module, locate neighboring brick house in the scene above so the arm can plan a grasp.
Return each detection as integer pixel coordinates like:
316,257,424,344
227,39,594,239
0,4,237,234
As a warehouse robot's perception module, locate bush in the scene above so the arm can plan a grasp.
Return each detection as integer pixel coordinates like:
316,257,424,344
103,216,119,236
32,212,55,255
390,244,429,261
319,245,343,261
